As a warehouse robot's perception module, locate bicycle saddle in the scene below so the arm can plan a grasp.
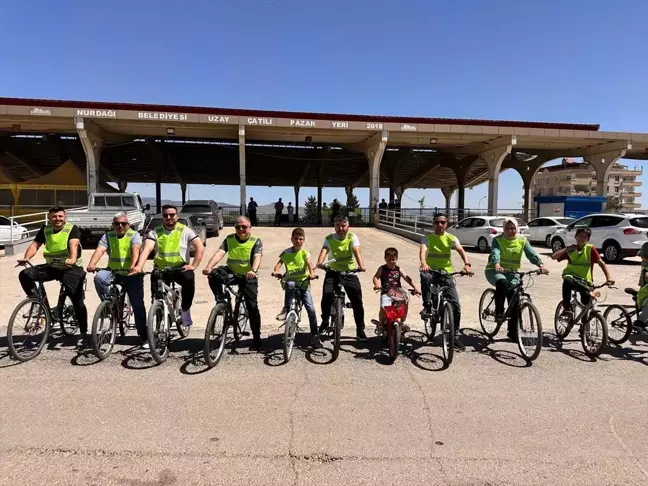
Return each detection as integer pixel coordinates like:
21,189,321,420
625,288,638,297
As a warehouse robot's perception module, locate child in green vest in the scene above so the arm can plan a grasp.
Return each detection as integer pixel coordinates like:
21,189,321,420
272,228,322,349
551,228,614,319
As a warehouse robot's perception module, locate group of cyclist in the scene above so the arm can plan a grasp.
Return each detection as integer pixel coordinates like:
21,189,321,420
16,204,648,354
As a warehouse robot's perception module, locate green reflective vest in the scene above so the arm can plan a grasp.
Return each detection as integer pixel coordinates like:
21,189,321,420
43,223,83,268
486,236,525,271
281,248,310,285
325,232,356,271
227,234,258,276
107,229,136,272
425,233,455,273
562,244,593,284
638,285,648,308
154,223,186,270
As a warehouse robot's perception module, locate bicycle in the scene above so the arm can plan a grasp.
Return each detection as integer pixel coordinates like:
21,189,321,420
318,267,361,362
88,268,136,360
273,273,319,363
478,270,545,362
7,260,80,362
203,272,251,368
601,288,647,345
371,287,417,363
420,269,473,366
147,268,191,365
553,277,615,357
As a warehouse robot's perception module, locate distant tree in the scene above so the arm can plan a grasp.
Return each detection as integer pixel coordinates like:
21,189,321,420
304,196,318,223
606,196,624,212
346,191,360,211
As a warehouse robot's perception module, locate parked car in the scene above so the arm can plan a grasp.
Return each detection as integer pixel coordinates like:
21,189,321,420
141,213,207,258
549,213,648,263
0,215,28,245
448,216,528,253
180,200,223,237
522,216,576,246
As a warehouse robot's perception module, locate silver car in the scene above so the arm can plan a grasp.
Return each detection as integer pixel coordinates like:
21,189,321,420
181,200,223,237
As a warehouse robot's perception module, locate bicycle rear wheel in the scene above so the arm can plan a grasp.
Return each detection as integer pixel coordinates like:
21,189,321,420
518,302,543,362
58,294,79,336
204,304,227,368
331,298,343,362
553,302,574,340
388,322,401,363
581,310,608,358
478,289,500,338
147,300,169,365
283,311,298,363
441,301,455,366
91,300,117,360
7,298,51,362
604,305,632,345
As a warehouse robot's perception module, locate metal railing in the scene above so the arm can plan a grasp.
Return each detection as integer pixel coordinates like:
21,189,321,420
0,206,87,245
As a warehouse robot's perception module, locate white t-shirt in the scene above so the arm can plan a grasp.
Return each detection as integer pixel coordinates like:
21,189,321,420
146,225,198,264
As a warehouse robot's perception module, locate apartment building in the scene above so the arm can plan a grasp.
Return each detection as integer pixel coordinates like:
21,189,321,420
531,158,642,211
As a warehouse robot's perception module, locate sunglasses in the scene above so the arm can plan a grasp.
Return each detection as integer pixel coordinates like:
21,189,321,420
235,225,249,230
434,221,447,225
162,213,176,219
113,222,129,227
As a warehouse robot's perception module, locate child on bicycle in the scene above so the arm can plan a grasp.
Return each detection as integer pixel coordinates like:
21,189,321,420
634,241,648,329
551,227,614,319
271,227,322,348
372,247,420,335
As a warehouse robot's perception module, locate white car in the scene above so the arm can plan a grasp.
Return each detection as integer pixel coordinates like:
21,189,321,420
522,217,576,246
549,213,648,263
0,215,29,245
448,216,528,253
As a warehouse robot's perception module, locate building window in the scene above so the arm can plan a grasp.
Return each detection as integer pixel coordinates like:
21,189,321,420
545,177,549,185
615,175,620,182
615,186,619,193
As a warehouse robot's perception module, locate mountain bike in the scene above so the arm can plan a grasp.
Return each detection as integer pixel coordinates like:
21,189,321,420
371,287,418,363
7,260,80,362
89,269,136,360
601,288,647,345
274,274,319,363
554,276,615,358
478,270,545,362
203,272,250,368
147,268,191,365
420,269,473,366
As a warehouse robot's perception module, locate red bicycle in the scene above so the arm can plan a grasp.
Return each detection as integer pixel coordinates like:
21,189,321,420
372,287,418,363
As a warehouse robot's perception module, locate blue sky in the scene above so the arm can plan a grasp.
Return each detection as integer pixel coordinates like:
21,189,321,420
2,0,647,210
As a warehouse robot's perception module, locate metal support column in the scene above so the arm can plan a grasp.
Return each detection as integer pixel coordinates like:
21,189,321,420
238,126,246,216
76,118,104,196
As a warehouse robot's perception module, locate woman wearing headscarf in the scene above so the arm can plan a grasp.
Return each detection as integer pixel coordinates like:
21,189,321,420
485,217,548,340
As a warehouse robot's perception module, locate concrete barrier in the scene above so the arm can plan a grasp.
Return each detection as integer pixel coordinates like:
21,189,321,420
3,237,34,256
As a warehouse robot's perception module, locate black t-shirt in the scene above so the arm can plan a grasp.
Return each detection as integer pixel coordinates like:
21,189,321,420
379,264,402,294
34,225,82,245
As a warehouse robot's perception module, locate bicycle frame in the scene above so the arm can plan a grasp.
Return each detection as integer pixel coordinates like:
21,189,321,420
214,275,247,338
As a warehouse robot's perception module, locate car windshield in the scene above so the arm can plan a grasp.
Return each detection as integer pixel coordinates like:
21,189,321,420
629,217,648,228
555,218,575,225
182,205,211,213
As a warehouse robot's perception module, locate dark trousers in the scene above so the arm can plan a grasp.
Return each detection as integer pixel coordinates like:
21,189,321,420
562,279,590,310
248,211,258,226
209,267,262,338
274,212,281,226
94,271,147,340
19,264,89,333
320,271,365,331
421,272,461,331
151,269,195,310
495,279,519,337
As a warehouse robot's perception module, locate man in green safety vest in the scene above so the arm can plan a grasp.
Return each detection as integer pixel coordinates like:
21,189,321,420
87,212,148,344
203,215,264,351
419,213,472,349
316,215,368,341
18,206,89,347
133,204,205,328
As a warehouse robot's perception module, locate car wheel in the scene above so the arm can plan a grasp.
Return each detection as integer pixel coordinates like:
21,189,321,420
477,237,489,253
545,234,552,247
603,241,622,263
551,237,565,253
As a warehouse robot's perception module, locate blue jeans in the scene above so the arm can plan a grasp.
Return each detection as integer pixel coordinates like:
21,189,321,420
94,270,147,339
284,287,318,335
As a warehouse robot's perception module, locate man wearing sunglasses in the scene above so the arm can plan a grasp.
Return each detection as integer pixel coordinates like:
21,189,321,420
132,204,205,328
87,212,148,344
419,213,471,349
203,215,264,350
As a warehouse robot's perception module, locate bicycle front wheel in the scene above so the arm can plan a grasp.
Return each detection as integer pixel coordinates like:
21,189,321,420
7,298,51,362
204,304,227,368
147,300,169,365
604,305,632,345
581,310,608,358
331,298,343,362
388,322,400,363
478,288,499,338
91,300,117,361
441,301,455,366
283,311,298,363
517,302,543,362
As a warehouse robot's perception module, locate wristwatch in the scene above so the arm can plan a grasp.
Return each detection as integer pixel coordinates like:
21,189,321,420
252,269,259,274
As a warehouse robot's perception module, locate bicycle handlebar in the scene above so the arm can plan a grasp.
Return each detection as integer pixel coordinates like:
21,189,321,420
503,269,545,277
16,259,73,269
320,266,362,275
272,273,319,281
420,268,474,277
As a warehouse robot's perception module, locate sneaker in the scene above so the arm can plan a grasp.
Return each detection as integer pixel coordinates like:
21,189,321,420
275,308,288,321
560,309,573,320
356,330,369,342
139,338,150,349
375,323,385,335
495,313,505,323
453,336,465,350
310,335,323,349
401,323,411,333
249,337,263,351
318,321,329,334
181,310,193,327
76,333,89,349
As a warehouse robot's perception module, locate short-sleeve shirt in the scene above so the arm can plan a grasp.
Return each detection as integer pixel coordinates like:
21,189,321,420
556,246,601,276
146,225,198,263
420,234,460,248
34,224,81,245
378,264,402,295
98,231,142,258
287,206,294,215
322,233,360,250
219,234,264,258
275,202,284,213
638,242,648,286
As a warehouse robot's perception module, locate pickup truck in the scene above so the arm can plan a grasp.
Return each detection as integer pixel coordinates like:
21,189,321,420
66,192,149,242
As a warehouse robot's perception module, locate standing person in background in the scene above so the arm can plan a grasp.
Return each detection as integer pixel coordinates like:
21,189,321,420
322,202,330,226
247,197,258,226
331,199,341,220
379,199,388,210
274,198,284,227
287,202,295,224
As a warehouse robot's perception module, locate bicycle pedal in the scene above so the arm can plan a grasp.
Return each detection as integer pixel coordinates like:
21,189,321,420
240,331,250,337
